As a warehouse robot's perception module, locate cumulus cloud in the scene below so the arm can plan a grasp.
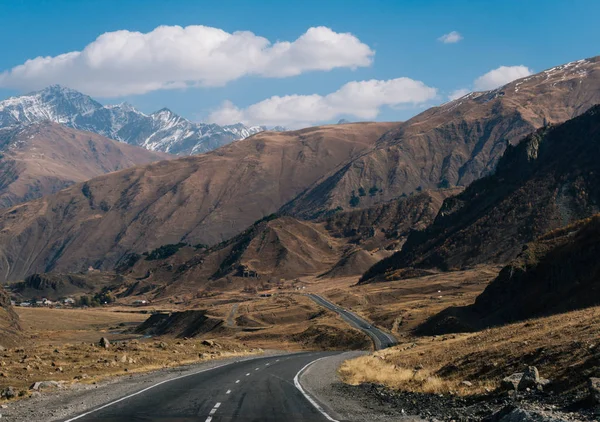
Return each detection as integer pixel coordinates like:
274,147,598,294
0,25,374,97
473,65,533,91
448,88,471,101
438,31,463,44
209,78,437,128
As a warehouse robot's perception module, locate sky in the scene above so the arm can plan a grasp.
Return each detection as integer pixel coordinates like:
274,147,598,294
0,0,599,128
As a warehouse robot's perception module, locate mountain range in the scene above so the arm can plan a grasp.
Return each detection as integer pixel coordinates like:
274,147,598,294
0,122,169,208
361,103,600,281
0,55,599,285
0,85,278,155
0,122,397,282
285,57,600,217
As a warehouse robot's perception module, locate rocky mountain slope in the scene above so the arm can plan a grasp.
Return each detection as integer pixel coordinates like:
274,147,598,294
0,122,169,207
0,85,270,155
361,104,600,282
286,57,600,217
0,285,22,347
0,122,397,282
110,189,457,300
417,214,600,335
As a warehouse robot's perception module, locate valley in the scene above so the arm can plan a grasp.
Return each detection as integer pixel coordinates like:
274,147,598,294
1,52,600,421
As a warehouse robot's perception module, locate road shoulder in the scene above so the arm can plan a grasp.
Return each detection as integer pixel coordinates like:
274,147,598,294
298,351,423,422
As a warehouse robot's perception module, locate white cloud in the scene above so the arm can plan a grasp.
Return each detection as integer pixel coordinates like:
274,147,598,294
0,25,374,97
448,88,471,101
438,31,463,44
209,78,437,128
473,65,533,91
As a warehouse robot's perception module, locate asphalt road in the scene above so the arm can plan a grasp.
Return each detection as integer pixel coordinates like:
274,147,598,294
63,297,396,421
307,294,397,350
65,351,341,422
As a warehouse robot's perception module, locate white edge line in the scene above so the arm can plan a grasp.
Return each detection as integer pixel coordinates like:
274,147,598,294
63,356,270,421
294,356,340,422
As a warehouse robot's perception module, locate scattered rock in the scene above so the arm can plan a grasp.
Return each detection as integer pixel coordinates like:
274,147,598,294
201,340,215,347
120,354,128,363
588,377,600,404
99,337,111,349
0,386,16,399
461,381,473,387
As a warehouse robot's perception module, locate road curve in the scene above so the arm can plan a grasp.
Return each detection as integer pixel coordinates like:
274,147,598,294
307,294,397,350
63,352,341,422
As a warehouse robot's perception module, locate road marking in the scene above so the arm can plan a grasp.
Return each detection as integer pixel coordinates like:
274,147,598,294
246,373,250,376
255,367,259,370
294,356,340,422
63,355,284,422
276,359,280,362
207,402,221,420
265,363,270,366
235,379,240,383
226,389,231,394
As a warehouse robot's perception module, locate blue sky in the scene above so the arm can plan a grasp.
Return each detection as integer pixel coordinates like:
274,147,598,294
1,0,599,127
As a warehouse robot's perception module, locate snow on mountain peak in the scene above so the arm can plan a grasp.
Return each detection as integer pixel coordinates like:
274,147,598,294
0,86,280,155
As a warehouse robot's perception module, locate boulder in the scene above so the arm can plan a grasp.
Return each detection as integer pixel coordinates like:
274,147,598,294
30,381,62,391
588,377,600,404
501,373,524,391
99,337,111,349
518,366,540,390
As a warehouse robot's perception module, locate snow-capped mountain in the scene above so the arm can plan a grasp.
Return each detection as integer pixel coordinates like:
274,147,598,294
0,85,273,155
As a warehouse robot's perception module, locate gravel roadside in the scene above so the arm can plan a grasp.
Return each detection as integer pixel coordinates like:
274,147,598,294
299,351,425,422
1,351,283,421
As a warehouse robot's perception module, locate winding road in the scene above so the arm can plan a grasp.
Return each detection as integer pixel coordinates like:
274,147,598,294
62,295,397,421
307,293,397,350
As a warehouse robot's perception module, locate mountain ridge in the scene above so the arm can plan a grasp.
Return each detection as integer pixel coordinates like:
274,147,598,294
0,85,275,155
285,56,600,217
0,121,170,207
361,104,600,282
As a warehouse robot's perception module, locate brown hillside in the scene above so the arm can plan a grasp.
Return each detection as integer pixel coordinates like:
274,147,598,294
0,122,169,207
285,57,600,217
106,190,454,301
417,214,600,335
362,104,600,282
0,285,22,347
0,122,396,282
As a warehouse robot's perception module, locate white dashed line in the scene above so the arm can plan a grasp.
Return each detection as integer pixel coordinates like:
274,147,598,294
206,402,221,420
226,389,231,394
255,368,259,371
235,379,240,383
246,373,250,376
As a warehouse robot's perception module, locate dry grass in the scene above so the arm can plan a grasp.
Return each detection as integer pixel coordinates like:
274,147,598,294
16,307,149,344
304,266,499,335
0,336,260,397
339,305,600,395
340,356,451,394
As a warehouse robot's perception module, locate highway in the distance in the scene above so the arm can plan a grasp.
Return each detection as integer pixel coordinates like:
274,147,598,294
63,296,396,421
307,293,398,350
